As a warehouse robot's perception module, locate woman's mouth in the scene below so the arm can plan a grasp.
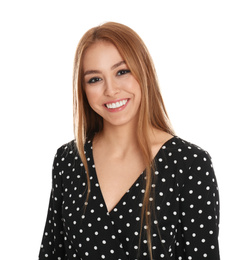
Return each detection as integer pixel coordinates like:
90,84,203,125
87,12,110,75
104,99,129,111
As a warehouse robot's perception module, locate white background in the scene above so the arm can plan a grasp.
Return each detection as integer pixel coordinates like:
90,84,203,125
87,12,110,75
0,1,243,259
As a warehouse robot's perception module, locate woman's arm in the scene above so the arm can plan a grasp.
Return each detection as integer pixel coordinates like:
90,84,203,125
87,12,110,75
176,151,220,259
39,148,66,260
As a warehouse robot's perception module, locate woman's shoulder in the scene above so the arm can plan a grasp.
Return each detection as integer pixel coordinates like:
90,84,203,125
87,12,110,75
55,139,77,158
162,136,211,157
54,139,93,164
157,136,217,186
51,140,90,179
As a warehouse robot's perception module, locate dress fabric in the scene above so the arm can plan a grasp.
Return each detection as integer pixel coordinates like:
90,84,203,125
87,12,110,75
39,136,220,260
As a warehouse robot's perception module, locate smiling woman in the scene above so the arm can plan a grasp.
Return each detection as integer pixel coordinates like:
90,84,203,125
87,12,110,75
39,22,220,260
83,41,142,126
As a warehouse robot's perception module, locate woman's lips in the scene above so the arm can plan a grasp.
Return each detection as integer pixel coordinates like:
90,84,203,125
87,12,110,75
104,98,129,112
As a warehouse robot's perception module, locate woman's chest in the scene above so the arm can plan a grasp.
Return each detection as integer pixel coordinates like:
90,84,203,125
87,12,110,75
94,155,145,212
60,158,181,236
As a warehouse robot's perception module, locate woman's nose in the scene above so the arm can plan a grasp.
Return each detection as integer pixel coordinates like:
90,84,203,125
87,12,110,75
104,78,120,96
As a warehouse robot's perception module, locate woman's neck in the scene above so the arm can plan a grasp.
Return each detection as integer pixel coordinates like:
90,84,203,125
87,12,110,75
93,121,173,159
93,122,140,158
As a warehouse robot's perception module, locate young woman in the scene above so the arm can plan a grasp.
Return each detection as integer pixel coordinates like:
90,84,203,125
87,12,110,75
39,22,220,260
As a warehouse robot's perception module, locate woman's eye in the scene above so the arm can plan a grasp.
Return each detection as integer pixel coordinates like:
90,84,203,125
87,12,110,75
87,77,101,84
117,69,130,76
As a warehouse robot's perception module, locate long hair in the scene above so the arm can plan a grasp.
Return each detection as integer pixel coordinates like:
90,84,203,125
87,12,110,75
73,22,174,259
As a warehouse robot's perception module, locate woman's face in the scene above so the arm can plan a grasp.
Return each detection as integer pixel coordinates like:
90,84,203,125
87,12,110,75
83,41,142,128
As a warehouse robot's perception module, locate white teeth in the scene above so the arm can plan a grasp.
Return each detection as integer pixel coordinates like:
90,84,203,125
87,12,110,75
106,99,128,109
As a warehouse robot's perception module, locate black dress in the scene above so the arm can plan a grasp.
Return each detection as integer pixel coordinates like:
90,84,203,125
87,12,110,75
39,136,220,259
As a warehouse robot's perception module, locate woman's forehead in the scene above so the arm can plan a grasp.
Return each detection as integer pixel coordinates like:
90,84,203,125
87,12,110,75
82,41,124,71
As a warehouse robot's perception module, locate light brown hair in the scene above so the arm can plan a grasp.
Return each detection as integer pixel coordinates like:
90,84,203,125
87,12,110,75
73,21,174,259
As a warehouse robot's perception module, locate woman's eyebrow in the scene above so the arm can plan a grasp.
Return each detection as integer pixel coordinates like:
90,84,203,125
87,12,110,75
84,61,126,76
111,60,126,70
84,70,100,76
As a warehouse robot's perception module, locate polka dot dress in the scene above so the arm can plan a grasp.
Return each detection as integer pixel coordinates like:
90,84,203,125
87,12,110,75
39,136,220,259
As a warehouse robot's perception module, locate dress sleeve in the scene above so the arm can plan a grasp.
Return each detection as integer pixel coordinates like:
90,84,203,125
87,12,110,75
176,151,220,260
39,148,66,260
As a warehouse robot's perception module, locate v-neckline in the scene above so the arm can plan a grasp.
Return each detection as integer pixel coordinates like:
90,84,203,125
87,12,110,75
88,136,176,213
